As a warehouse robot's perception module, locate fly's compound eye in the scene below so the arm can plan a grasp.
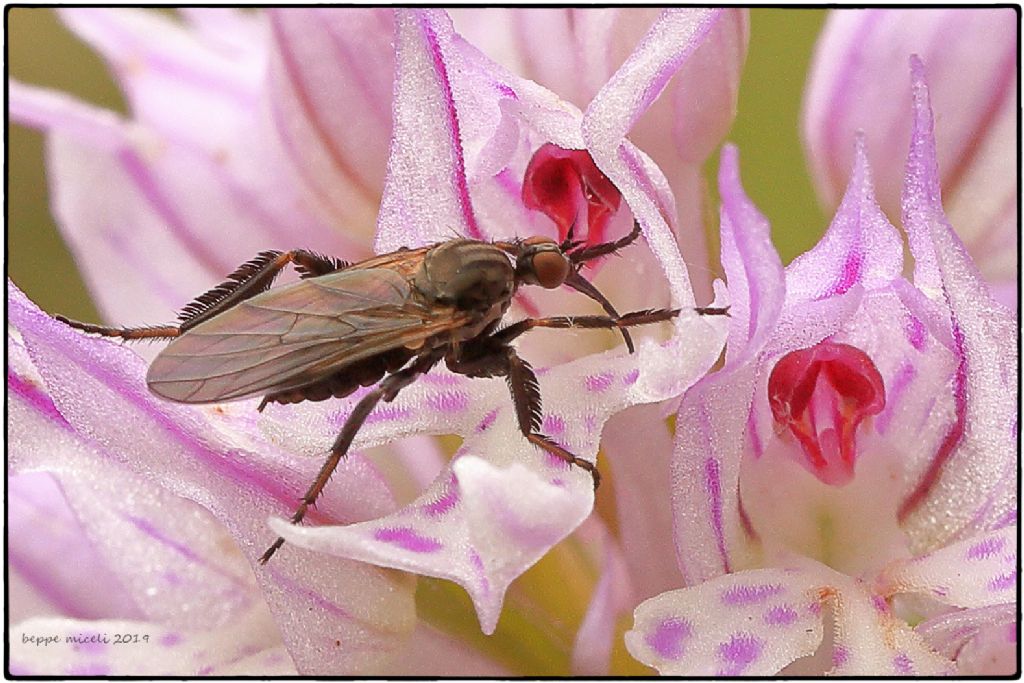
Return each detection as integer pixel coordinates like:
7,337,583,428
531,250,570,289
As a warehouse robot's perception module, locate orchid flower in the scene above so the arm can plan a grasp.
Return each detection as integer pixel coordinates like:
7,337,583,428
802,8,1018,308
626,60,1017,676
9,8,744,675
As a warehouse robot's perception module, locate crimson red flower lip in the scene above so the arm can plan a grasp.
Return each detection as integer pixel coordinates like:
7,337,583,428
522,143,622,248
767,341,885,486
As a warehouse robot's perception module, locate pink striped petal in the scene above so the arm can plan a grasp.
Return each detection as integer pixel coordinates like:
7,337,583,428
785,136,903,304
8,283,415,674
897,60,1018,548
570,521,634,675
265,9,393,239
802,9,1016,302
9,611,294,676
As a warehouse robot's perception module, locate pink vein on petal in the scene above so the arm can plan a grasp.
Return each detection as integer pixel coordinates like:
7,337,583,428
268,12,376,202
898,321,967,522
419,14,482,240
117,148,231,276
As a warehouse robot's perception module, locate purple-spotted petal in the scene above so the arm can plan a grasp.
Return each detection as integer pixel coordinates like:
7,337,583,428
8,283,415,673
273,456,591,635
626,569,822,675
9,611,294,676
881,526,1017,608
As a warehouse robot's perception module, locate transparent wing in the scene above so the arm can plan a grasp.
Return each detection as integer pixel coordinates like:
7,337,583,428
146,266,464,403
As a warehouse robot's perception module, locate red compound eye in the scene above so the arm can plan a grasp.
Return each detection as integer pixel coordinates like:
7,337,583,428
531,250,570,289
522,143,621,246
767,341,886,486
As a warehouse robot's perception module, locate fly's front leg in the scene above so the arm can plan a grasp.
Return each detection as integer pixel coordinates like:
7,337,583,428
448,340,601,490
258,350,442,564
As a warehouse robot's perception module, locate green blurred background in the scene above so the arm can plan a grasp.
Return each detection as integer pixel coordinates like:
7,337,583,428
8,8,828,321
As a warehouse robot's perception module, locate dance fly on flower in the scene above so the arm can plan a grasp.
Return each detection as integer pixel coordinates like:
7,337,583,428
56,221,727,563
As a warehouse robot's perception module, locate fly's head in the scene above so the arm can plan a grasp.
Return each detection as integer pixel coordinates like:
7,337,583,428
513,237,571,289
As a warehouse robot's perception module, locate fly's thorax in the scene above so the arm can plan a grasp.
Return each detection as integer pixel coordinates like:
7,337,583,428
415,240,516,313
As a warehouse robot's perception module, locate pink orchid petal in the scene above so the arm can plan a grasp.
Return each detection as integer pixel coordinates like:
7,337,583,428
9,610,292,676
897,60,1017,547
671,147,785,585
11,81,348,325
8,283,416,673
583,8,725,308
570,521,635,676
625,568,823,675
716,145,786,361
802,9,1016,300
916,604,1017,675
59,8,262,148
265,9,393,237
916,603,1016,660
785,136,903,304
8,473,142,623
881,526,1017,609
602,405,681,601
376,9,483,250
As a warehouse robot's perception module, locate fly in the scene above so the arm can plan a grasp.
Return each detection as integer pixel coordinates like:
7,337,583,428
57,221,727,563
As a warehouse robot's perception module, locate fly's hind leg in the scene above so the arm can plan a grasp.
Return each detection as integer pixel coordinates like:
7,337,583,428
56,249,348,341
258,350,443,565
447,340,601,490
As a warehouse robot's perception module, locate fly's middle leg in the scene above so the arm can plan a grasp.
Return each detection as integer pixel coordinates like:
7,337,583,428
258,350,442,564
447,342,601,490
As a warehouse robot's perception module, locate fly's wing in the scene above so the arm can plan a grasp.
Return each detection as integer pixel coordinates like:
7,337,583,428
146,266,466,403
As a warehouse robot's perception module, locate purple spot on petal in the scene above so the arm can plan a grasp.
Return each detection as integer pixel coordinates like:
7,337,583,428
159,633,182,647
373,527,443,553
905,315,926,350
427,390,469,414
721,583,783,606
808,599,823,616
828,249,863,297
476,408,498,432
469,549,490,596
365,405,411,424
69,634,106,655
967,535,1005,560
197,665,214,675
584,414,599,434
892,652,913,674
623,368,640,385
66,663,111,676
162,570,182,586
584,372,614,392
871,594,889,614
645,617,692,660
422,474,459,518
832,644,850,668
542,414,565,435
717,632,763,674
764,605,799,626
989,571,1015,592
931,585,949,597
